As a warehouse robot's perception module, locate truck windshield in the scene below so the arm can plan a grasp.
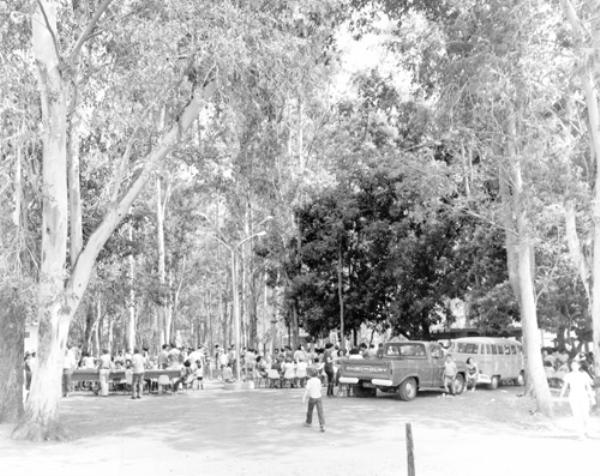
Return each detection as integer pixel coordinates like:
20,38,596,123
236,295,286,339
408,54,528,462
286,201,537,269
385,344,426,357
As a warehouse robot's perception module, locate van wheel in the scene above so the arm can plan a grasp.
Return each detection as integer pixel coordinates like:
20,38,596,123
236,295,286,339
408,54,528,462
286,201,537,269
453,374,465,395
353,385,376,398
398,378,418,401
488,375,500,390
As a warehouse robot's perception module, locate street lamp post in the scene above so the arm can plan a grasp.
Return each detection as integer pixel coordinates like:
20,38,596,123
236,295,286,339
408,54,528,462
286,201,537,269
224,230,267,383
198,212,271,385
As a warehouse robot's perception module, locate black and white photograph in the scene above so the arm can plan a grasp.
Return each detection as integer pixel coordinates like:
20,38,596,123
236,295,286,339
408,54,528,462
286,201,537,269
0,1,598,475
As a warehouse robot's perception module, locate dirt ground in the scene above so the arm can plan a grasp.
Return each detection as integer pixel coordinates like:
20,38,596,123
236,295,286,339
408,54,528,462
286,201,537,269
0,383,598,476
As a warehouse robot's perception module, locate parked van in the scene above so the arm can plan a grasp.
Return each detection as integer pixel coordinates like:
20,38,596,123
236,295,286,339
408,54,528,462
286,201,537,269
449,337,524,389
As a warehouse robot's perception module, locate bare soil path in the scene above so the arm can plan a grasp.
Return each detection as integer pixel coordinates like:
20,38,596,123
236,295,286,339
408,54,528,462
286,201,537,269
0,384,597,476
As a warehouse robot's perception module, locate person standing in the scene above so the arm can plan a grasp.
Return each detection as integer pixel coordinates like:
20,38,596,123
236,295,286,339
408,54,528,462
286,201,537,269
324,343,335,397
443,354,457,396
24,352,33,394
465,357,479,392
303,367,325,432
130,348,145,399
98,349,112,397
157,344,169,369
62,345,77,397
559,360,596,439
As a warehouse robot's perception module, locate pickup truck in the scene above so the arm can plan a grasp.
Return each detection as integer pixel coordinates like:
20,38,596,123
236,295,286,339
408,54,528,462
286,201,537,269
338,341,466,400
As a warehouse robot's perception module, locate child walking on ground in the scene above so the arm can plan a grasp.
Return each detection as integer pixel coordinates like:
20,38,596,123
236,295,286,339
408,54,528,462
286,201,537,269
303,368,325,432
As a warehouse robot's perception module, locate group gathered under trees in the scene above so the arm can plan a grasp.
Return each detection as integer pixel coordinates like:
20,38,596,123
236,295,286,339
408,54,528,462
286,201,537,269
2,0,600,439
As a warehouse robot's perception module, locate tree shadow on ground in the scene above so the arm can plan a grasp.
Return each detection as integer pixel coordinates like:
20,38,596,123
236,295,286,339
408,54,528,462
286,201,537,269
47,385,551,460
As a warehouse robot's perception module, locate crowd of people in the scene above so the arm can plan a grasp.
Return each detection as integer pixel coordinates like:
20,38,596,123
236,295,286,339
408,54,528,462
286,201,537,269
23,339,599,438
23,340,385,400
212,342,384,393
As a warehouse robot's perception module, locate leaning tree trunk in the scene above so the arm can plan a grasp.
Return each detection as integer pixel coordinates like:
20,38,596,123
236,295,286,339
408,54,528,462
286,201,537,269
561,0,600,405
581,61,600,399
508,112,553,416
13,5,215,435
0,287,26,423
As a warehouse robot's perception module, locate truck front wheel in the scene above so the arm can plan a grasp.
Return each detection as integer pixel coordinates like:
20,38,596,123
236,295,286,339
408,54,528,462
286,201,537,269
398,378,418,401
353,385,377,398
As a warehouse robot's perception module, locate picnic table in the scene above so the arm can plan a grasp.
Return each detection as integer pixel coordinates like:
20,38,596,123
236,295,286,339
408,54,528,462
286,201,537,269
72,368,183,393
72,368,182,382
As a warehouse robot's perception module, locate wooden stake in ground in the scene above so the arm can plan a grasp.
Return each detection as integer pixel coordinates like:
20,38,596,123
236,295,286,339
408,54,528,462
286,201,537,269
406,423,415,476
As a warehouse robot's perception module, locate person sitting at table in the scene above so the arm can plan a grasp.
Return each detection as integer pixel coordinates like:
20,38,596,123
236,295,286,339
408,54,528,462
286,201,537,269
173,360,194,392
113,350,125,369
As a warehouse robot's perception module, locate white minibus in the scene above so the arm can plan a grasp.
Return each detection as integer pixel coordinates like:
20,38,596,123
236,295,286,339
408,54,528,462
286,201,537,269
449,337,524,389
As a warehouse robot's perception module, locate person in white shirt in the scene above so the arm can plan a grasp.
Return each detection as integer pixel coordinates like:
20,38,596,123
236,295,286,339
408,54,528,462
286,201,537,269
130,348,145,399
559,360,596,439
62,345,77,397
295,360,308,388
98,349,112,396
303,367,325,432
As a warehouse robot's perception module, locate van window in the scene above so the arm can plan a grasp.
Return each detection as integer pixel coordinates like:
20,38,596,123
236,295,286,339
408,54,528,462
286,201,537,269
497,345,505,355
510,345,517,355
504,344,511,354
485,344,492,355
491,345,498,355
430,345,443,359
456,343,479,354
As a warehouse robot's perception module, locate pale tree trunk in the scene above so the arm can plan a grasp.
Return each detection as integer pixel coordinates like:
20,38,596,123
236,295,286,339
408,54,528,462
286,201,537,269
507,112,553,416
127,223,136,352
156,176,170,345
338,243,345,350
15,0,214,436
498,165,520,300
561,0,600,395
167,270,174,343
581,56,600,397
94,297,101,357
12,0,71,441
67,93,83,264
170,258,186,344
107,316,115,355
564,201,591,302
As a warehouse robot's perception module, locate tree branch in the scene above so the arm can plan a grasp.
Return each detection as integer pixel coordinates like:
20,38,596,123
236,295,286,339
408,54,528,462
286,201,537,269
35,0,61,60
67,81,216,301
67,0,113,64
109,126,141,203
